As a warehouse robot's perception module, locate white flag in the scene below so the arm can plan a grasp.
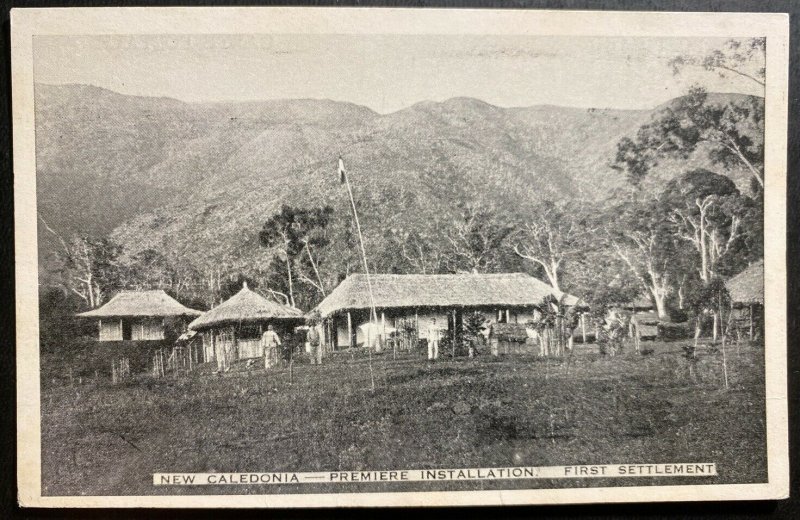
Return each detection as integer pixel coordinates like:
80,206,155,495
338,157,346,184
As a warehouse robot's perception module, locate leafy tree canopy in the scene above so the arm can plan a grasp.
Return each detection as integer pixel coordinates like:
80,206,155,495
669,38,765,88
613,87,764,190
259,204,334,257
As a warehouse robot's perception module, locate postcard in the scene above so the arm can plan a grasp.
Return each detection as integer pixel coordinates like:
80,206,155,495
12,7,789,507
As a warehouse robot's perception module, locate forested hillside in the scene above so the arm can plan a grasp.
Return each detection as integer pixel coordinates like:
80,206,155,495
35,83,760,311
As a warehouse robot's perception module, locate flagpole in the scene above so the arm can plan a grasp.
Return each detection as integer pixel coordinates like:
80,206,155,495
340,158,378,325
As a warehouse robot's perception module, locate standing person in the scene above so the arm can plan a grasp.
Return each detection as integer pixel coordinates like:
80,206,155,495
261,324,282,369
427,318,441,361
307,311,322,365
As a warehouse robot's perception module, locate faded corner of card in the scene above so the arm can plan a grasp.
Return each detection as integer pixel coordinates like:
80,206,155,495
17,485,41,509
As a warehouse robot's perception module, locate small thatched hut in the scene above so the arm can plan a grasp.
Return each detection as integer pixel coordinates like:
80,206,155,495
630,311,659,339
726,260,764,306
77,290,202,341
489,323,532,355
188,282,304,368
725,260,764,340
618,294,655,312
313,272,582,351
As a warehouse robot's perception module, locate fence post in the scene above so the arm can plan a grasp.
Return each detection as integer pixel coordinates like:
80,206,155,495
581,313,587,344
452,309,456,359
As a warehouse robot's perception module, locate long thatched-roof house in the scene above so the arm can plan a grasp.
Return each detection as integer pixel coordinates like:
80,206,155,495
725,260,764,340
313,272,582,350
77,290,202,342
188,282,304,369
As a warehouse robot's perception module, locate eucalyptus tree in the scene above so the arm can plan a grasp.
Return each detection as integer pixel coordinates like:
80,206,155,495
607,198,678,320
660,169,748,284
613,87,764,191
668,38,765,88
259,204,334,308
512,199,592,292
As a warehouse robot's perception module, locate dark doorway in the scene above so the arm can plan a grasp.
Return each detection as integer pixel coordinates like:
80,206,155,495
122,320,132,341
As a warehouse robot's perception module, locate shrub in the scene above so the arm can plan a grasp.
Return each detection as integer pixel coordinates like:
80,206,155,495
463,312,488,355
291,352,312,365
440,330,469,358
596,315,627,356
668,306,690,323
572,332,597,344
658,321,692,340
41,338,167,385
280,330,305,361
327,346,387,362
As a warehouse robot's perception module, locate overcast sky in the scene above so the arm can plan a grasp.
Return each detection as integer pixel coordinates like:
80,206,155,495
33,34,764,113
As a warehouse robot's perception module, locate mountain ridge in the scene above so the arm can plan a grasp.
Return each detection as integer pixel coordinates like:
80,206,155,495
34,83,759,283
39,82,756,115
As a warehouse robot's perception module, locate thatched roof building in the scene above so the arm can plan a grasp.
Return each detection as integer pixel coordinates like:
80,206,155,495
314,273,583,350
78,290,202,319
77,290,202,342
314,272,581,318
726,260,764,305
619,294,654,311
189,283,304,367
188,282,303,331
489,323,529,342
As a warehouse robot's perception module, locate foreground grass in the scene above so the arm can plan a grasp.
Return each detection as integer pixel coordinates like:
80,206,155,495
40,340,766,496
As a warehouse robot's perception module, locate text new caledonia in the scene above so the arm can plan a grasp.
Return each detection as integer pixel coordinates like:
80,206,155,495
154,463,717,485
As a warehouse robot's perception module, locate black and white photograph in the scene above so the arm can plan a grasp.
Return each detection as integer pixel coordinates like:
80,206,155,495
11,7,789,508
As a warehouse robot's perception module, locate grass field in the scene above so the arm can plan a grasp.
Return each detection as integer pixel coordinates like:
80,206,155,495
40,340,767,496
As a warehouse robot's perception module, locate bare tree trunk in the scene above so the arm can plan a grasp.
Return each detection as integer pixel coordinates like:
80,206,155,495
285,253,295,307
83,263,96,308
712,312,719,342
693,318,701,349
699,205,709,283
305,242,326,296
547,263,561,292
540,329,547,357
581,314,587,344
653,289,669,320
